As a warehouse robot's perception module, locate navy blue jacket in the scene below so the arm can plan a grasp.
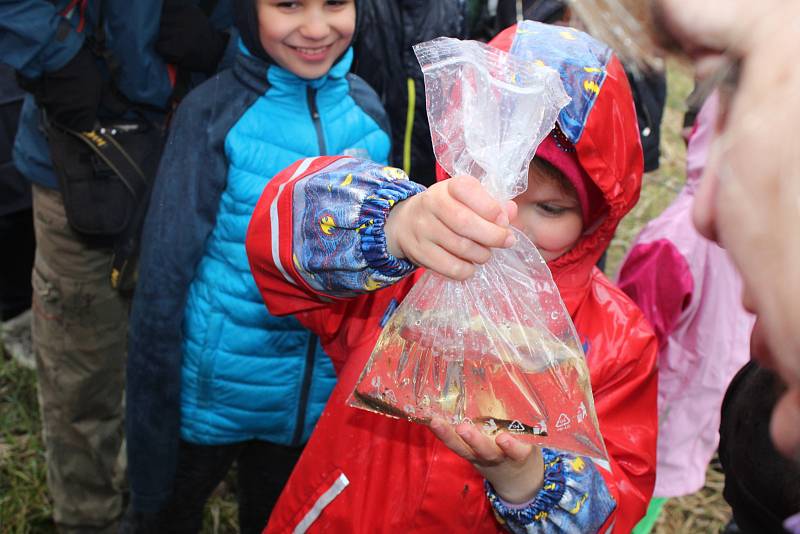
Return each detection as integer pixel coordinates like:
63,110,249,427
126,34,390,517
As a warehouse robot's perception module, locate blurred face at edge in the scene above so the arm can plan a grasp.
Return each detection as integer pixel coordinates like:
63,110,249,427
657,0,800,462
256,0,355,80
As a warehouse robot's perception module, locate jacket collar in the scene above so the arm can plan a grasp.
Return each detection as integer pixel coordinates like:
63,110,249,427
234,42,354,93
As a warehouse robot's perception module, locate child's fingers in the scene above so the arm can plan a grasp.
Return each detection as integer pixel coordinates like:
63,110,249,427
431,199,515,251
455,423,506,465
430,418,478,462
440,177,515,249
448,175,511,226
408,241,476,281
495,433,535,463
431,224,493,266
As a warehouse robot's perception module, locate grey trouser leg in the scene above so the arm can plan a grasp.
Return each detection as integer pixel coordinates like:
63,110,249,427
31,185,127,532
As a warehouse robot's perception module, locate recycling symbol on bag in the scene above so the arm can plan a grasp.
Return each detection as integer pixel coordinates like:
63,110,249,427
556,413,571,431
507,420,526,433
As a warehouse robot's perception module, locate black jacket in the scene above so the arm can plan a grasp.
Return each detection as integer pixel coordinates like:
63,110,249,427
352,0,467,186
0,65,29,216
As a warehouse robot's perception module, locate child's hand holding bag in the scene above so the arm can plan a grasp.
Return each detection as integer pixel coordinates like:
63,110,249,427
349,37,608,462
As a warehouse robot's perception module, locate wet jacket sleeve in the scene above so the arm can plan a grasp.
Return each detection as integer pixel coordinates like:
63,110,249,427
246,156,424,318
617,239,694,347
0,0,85,77
486,448,616,533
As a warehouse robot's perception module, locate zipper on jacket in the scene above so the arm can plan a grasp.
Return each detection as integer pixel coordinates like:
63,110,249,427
307,87,327,156
291,333,318,446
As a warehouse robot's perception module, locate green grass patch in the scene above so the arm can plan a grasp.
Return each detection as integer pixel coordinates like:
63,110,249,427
0,348,55,533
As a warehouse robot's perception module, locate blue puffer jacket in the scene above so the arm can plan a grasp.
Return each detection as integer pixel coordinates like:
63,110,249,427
180,45,389,445
126,42,390,513
0,0,237,188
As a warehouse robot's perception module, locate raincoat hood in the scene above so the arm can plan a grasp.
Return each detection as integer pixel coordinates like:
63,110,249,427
491,22,643,290
234,0,361,66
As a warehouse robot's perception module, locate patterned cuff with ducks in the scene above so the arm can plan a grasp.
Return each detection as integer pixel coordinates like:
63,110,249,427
485,448,567,525
485,447,616,533
359,178,425,278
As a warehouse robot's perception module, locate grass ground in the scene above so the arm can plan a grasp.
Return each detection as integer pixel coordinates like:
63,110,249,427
0,59,732,533
0,347,52,533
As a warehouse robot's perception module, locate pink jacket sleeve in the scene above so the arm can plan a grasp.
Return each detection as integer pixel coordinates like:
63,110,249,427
617,239,694,347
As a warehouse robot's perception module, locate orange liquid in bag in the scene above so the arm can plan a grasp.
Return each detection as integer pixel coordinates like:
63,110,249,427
350,316,606,459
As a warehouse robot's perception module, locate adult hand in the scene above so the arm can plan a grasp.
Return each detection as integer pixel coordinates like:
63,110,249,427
384,175,517,281
430,417,545,504
156,1,229,75
28,46,105,131
657,0,800,460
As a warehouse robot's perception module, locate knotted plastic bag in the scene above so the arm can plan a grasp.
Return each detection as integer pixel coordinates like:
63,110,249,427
348,37,607,460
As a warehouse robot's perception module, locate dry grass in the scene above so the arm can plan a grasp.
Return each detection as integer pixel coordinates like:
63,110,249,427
654,460,731,534
0,346,54,533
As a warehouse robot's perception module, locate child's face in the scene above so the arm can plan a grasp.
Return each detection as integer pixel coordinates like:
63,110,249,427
256,0,355,80
511,161,584,262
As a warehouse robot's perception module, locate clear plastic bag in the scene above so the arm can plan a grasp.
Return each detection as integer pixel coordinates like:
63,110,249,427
348,37,607,460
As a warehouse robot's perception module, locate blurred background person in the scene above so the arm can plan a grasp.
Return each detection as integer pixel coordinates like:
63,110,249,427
617,91,754,532
656,0,800,466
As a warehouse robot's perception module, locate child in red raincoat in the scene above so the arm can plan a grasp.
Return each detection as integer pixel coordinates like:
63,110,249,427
247,22,657,533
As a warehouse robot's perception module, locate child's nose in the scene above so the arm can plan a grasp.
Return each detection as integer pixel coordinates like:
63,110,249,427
299,13,330,41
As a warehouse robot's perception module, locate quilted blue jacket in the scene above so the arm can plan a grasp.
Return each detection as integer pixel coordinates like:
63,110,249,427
126,41,390,512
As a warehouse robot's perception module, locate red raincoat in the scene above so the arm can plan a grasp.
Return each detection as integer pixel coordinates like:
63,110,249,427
247,25,656,533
